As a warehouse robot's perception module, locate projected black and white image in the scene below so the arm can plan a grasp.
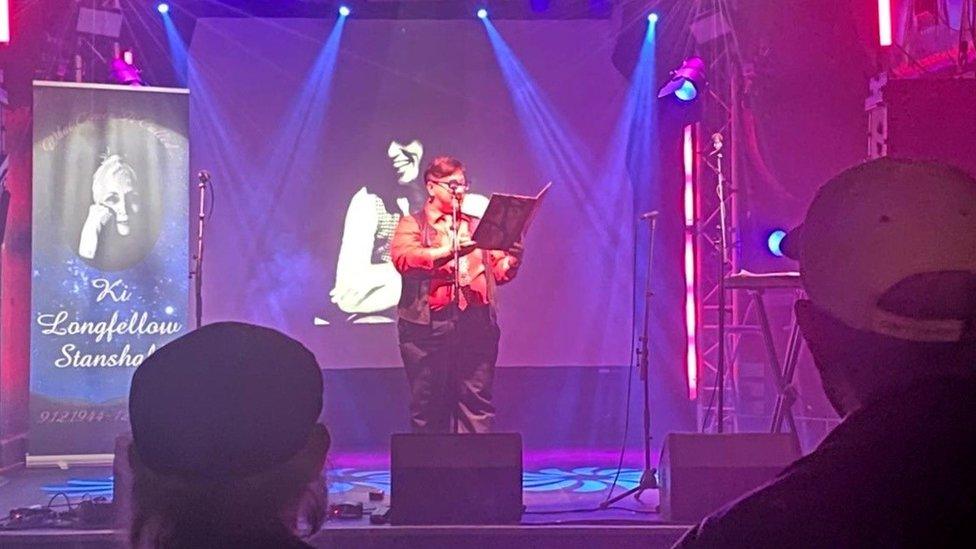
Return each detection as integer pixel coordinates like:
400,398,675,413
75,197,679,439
330,139,425,323
330,138,490,324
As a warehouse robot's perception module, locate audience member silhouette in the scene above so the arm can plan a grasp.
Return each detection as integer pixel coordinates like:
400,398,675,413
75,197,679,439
677,159,976,547
127,322,329,548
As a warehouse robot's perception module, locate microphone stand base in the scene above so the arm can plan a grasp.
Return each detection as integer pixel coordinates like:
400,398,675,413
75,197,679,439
599,468,659,508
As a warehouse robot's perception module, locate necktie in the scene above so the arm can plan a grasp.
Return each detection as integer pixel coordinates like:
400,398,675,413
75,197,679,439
457,255,471,310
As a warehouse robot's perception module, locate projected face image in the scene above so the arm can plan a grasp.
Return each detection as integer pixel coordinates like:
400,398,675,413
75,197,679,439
78,155,140,260
329,139,426,324
388,140,424,183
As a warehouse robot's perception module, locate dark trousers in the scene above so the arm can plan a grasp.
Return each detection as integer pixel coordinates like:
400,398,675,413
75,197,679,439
397,305,499,434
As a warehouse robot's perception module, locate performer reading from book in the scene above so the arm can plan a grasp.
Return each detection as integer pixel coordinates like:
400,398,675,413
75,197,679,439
391,156,523,433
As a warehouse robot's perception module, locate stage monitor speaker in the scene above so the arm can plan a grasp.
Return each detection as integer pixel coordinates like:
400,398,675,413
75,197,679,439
390,433,523,525
658,432,800,523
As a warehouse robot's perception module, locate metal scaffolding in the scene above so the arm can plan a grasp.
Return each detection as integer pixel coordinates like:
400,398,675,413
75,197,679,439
688,0,744,433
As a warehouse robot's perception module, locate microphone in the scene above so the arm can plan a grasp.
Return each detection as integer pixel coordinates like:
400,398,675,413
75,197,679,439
640,210,659,220
448,180,465,194
711,133,724,154
197,170,211,184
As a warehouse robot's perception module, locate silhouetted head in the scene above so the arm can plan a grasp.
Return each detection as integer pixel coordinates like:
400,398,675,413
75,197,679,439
784,159,976,416
128,322,328,548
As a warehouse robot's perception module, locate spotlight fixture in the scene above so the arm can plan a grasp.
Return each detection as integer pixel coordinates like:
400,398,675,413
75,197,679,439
767,229,788,257
648,13,658,23
110,50,144,86
339,5,350,17
477,8,488,19
156,3,169,15
658,56,707,102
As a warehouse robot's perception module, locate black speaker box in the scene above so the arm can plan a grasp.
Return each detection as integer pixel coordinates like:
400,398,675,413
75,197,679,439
658,432,800,523
390,433,523,525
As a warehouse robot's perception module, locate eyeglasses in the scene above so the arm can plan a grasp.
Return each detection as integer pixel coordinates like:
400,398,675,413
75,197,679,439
430,179,469,191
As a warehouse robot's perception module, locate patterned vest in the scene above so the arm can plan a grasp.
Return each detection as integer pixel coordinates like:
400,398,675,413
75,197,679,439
396,212,497,325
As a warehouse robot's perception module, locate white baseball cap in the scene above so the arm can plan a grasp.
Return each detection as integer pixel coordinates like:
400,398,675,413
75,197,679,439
783,158,976,342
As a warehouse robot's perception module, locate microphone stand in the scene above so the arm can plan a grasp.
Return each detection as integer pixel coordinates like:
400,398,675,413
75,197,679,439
191,171,210,330
450,185,462,434
714,144,729,433
451,188,462,312
602,212,660,507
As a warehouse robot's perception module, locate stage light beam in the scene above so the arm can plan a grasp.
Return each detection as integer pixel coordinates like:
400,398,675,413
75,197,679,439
339,5,351,17
648,13,658,24
477,8,488,19
160,0,189,85
156,3,170,15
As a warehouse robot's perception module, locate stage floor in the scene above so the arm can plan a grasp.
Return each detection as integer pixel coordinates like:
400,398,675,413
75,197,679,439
0,450,691,548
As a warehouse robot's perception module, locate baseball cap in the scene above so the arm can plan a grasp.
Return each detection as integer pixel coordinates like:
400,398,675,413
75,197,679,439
129,322,323,480
783,158,976,342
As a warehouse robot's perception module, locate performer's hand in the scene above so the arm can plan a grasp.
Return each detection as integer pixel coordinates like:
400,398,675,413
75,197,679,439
507,241,524,259
457,237,479,257
432,237,478,261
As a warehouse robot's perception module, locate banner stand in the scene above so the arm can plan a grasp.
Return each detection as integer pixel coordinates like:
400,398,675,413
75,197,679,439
28,81,190,466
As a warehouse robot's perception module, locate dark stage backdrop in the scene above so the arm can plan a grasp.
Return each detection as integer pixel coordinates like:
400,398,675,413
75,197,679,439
188,18,639,369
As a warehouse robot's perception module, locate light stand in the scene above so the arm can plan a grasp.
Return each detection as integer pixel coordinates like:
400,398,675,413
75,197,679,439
713,138,730,433
191,170,210,330
601,211,660,507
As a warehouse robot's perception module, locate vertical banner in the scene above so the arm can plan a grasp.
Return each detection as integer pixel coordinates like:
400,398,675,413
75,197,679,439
29,82,189,461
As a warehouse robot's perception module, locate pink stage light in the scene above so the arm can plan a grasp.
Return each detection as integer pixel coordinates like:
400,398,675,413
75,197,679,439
123,49,134,65
682,124,698,400
878,0,893,46
0,0,10,44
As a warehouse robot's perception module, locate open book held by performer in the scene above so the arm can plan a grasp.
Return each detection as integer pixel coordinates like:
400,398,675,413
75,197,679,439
471,182,551,251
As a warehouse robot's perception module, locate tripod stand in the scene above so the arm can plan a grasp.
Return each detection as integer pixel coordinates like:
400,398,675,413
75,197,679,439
602,211,660,507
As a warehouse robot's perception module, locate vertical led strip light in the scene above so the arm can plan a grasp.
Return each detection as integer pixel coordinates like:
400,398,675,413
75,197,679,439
683,125,698,400
0,0,10,44
878,0,893,46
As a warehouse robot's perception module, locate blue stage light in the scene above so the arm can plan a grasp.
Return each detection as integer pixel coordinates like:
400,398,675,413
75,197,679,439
156,2,169,14
648,13,659,23
767,229,787,257
674,80,698,102
658,56,707,102
339,5,350,17
477,8,488,19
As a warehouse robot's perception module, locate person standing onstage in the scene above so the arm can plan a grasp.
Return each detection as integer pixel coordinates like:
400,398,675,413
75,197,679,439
391,156,524,434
